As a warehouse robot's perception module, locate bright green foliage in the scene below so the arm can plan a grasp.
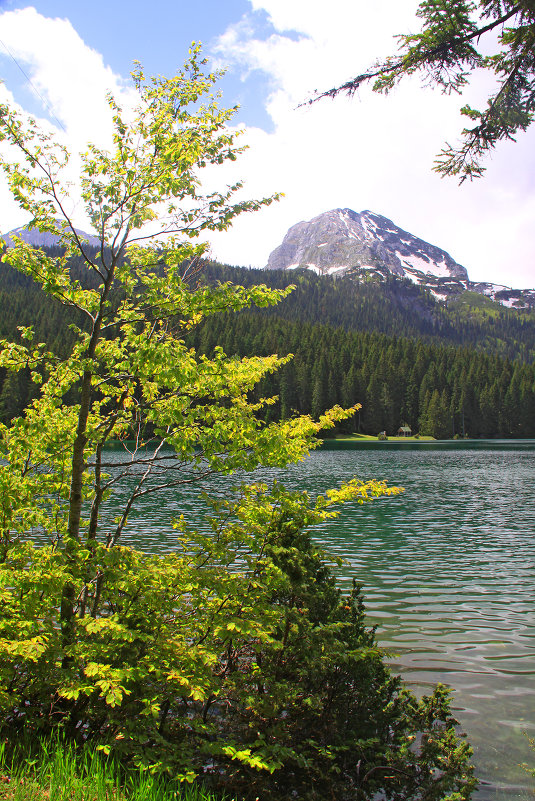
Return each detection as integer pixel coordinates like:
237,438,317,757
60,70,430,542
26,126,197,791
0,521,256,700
193,484,476,801
0,46,351,549
0,49,475,800
0,483,476,800
313,1,535,181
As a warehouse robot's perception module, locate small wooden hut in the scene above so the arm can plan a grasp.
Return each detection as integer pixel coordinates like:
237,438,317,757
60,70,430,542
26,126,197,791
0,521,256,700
397,425,412,437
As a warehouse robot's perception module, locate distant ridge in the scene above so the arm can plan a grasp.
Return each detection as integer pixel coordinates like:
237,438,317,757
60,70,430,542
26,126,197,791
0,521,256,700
1,221,101,249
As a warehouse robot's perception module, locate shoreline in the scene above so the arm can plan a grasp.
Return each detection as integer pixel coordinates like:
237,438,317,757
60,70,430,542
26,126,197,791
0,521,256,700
318,436,535,449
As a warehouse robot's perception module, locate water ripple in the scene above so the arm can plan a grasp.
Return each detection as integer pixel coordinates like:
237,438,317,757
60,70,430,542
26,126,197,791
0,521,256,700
102,442,535,801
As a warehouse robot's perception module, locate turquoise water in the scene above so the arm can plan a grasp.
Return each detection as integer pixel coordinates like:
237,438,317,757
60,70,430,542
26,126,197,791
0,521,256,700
101,441,535,800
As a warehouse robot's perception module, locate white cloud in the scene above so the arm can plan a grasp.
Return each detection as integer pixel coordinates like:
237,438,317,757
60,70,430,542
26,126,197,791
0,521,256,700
207,0,535,288
0,7,137,231
0,7,132,144
0,3,533,290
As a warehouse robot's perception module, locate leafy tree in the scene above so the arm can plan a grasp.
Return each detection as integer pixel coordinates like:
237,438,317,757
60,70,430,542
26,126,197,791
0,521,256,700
312,1,535,181
0,48,349,548
0,48,477,798
0,44,345,744
1,481,478,800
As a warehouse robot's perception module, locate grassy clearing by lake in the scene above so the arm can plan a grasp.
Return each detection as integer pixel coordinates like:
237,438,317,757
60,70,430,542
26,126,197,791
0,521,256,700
0,740,227,801
325,434,436,442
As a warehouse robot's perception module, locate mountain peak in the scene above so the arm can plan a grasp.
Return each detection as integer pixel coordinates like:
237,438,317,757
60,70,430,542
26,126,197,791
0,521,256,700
1,221,101,249
266,207,535,308
266,208,469,282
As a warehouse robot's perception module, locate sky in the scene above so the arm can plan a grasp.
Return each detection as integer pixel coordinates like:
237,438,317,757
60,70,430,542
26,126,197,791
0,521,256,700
0,0,534,288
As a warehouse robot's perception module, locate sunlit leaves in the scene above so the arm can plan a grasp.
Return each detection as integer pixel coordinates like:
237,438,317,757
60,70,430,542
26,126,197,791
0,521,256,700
0,46,474,801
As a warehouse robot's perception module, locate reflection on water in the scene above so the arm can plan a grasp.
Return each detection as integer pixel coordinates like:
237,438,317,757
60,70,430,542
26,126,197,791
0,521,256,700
100,441,535,800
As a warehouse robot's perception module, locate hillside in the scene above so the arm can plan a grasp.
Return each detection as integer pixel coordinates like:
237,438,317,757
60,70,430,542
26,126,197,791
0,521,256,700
199,262,535,364
1,247,534,437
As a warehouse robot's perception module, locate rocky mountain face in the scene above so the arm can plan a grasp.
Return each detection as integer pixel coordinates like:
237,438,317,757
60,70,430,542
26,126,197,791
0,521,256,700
266,208,535,310
1,222,101,249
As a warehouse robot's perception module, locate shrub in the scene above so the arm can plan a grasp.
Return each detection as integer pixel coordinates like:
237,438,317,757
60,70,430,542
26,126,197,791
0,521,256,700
0,483,475,800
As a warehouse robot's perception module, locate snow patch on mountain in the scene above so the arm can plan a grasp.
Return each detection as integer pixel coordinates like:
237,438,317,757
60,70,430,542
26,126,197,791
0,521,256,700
396,252,451,279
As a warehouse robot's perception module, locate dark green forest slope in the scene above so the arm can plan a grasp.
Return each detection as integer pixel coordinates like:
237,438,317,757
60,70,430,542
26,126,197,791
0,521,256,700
200,262,535,364
1,249,534,437
190,313,535,438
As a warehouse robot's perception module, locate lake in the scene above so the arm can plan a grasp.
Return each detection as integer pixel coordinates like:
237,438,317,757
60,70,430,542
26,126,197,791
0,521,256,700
102,440,535,800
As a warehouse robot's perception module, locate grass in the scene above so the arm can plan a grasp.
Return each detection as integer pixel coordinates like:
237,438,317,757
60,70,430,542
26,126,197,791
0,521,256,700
325,433,436,442
0,740,226,801
447,290,506,319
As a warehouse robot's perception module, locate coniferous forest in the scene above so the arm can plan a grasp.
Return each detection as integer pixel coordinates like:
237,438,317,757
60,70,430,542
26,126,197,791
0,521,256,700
1,249,534,438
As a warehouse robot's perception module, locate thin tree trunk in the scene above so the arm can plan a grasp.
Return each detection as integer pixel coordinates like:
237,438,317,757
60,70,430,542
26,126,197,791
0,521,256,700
67,370,92,542
60,256,117,665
